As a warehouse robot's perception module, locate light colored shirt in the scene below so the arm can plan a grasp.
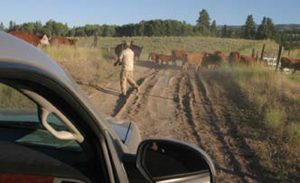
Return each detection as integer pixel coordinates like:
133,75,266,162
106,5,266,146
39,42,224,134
119,48,134,71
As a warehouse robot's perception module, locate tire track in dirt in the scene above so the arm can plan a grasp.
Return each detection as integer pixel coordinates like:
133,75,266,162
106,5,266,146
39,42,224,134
172,72,204,147
193,71,262,183
113,69,160,119
202,74,265,182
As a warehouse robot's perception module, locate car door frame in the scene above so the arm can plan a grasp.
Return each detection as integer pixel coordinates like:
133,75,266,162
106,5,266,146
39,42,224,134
0,66,129,182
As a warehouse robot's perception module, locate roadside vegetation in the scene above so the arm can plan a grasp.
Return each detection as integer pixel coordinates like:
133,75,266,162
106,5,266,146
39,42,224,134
201,65,299,181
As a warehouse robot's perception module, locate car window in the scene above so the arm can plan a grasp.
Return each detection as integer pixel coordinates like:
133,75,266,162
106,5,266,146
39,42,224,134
0,82,81,151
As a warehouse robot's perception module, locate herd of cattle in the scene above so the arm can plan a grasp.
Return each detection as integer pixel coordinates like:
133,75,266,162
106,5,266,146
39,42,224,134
114,42,300,73
147,50,300,73
8,31,77,47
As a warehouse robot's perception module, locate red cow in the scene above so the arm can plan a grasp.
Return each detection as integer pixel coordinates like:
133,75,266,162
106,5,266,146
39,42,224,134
9,31,49,47
50,36,77,46
280,57,300,74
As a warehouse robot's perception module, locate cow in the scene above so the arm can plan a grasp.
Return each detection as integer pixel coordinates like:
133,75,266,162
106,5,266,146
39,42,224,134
228,51,241,65
202,51,227,69
156,54,173,65
148,52,158,63
9,31,50,47
50,36,77,46
240,55,256,66
115,42,143,61
280,57,300,74
182,52,205,71
171,49,186,62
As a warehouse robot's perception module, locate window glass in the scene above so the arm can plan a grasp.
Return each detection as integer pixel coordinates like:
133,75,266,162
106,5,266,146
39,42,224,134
0,83,81,151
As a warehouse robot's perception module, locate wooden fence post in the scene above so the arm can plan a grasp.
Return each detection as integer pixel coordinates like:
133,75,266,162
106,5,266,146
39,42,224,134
260,44,266,62
275,45,284,71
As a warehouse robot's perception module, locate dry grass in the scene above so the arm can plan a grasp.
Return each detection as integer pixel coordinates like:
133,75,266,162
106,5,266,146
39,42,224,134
204,65,299,181
0,83,35,109
77,36,280,59
42,45,119,94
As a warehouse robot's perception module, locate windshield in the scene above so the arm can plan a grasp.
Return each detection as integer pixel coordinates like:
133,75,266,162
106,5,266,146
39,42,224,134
2,1,299,182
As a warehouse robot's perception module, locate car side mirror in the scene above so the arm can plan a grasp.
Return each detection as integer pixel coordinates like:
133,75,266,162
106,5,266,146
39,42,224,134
136,139,216,183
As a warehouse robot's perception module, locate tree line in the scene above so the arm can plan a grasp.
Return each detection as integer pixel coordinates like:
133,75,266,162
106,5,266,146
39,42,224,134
0,9,299,49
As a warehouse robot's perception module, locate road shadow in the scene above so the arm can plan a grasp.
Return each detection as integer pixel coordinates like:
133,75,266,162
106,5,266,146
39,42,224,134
77,80,120,97
111,77,145,117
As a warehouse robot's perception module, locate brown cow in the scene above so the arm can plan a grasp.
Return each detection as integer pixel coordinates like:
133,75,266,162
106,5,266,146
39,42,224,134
280,57,300,74
156,54,173,65
9,31,49,47
240,55,256,66
50,36,77,46
172,49,186,62
228,51,241,65
148,52,158,62
202,51,227,69
182,52,205,71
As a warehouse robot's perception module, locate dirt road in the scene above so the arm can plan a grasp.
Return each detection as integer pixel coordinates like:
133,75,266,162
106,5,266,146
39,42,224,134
83,61,266,183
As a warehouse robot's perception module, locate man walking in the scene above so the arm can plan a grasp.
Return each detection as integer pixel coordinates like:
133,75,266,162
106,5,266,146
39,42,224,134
115,41,139,96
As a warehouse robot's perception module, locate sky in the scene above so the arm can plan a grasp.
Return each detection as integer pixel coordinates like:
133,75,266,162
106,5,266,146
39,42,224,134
0,0,299,27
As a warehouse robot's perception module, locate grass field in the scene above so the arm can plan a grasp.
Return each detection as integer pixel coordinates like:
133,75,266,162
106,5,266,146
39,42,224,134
77,36,283,59
201,65,299,181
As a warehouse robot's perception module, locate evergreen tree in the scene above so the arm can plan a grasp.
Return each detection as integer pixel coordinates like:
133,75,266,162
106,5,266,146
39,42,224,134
266,18,276,39
221,25,228,38
242,15,256,39
196,9,211,35
210,20,217,36
256,17,276,40
256,17,267,39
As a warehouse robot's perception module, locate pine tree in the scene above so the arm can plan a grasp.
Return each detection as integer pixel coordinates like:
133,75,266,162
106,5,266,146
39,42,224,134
221,25,228,38
242,15,256,39
266,18,276,39
256,17,267,39
196,9,211,35
256,17,276,40
210,20,217,36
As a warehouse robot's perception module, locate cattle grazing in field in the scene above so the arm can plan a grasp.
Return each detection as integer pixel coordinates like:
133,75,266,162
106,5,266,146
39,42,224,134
280,57,300,74
202,51,227,69
172,50,186,62
50,36,77,46
9,31,50,47
182,52,205,71
240,55,256,66
228,51,241,65
115,42,143,61
156,54,173,65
